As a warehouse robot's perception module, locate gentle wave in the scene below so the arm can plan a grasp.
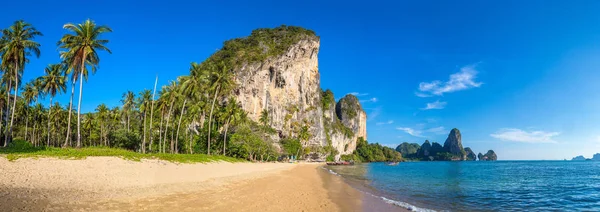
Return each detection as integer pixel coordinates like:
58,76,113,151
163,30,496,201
322,166,437,212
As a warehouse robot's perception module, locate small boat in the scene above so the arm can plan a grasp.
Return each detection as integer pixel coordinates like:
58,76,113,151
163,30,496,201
386,162,399,166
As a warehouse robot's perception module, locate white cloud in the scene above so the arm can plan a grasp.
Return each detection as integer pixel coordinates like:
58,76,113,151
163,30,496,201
361,97,378,103
396,127,423,137
376,120,394,126
490,128,559,143
426,126,447,134
349,92,369,96
417,65,483,96
414,92,432,98
421,100,447,110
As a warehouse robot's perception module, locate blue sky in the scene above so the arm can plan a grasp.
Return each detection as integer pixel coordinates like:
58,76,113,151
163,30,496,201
3,0,600,160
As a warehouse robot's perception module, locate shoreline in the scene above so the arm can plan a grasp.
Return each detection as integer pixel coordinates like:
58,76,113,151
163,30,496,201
0,156,406,211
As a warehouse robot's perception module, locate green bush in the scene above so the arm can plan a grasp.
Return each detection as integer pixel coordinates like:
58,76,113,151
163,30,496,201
110,129,141,151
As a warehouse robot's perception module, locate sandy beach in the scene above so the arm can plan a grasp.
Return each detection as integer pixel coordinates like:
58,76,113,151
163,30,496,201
0,157,403,212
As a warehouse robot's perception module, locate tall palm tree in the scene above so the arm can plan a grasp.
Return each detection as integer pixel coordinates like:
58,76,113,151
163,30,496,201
95,104,109,146
39,64,67,146
161,81,177,153
138,89,151,153
22,80,39,141
31,103,44,146
121,91,135,132
58,19,112,148
207,62,233,155
0,20,42,146
221,98,245,155
149,76,158,152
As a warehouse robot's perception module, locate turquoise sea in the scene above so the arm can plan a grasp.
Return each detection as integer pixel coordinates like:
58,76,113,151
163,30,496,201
325,161,600,212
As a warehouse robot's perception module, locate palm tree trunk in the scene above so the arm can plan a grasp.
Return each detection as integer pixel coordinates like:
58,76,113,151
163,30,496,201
47,97,53,147
142,109,147,154
223,119,230,156
7,62,20,146
158,109,164,153
207,85,220,155
175,99,187,154
3,80,11,147
63,80,75,147
33,122,36,147
164,100,174,153
149,76,157,152
76,53,86,148
25,113,28,142
189,128,193,154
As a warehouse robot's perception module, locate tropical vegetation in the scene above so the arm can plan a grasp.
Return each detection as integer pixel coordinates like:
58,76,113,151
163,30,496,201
0,22,327,162
341,137,402,162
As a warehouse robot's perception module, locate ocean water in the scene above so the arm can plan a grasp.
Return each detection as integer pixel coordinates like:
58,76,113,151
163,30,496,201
325,161,600,212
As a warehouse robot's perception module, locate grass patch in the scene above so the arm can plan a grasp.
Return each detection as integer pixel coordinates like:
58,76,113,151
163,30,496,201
0,141,245,163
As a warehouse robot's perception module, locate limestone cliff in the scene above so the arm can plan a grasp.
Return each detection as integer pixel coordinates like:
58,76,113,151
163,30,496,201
443,128,466,159
230,26,366,158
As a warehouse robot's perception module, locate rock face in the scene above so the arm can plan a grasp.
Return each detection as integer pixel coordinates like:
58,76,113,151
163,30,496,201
477,153,484,161
593,153,600,161
443,128,465,159
572,155,586,161
231,27,366,159
417,140,432,158
480,150,498,161
464,147,477,161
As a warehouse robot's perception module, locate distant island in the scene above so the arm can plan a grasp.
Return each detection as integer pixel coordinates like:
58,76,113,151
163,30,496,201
396,128,497,161
571,153,600,161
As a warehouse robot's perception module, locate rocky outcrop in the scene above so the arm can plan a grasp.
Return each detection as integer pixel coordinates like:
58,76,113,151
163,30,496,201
396,142,420,158
572,155,586,161
477,153,484,161
417,140,432,159
443,128,465,159
479,150,497,161
231,26,366,159
593,153,600,161
464,147,476,161
431,142,444,156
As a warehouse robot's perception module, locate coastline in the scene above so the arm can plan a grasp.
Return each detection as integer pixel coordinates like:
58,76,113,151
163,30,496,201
0,156,405,211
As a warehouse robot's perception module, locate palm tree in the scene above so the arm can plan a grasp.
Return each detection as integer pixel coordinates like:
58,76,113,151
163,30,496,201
39,64,67,146
0,20,42,146
22,80,39,141
58,19,112,148
138,89,151,153
207,62,233,155
82,113,94,146
221,98,246,155
161,81,177,153
121,91,135,132
149,76,158,152
95,104,109,146
28,103,43,146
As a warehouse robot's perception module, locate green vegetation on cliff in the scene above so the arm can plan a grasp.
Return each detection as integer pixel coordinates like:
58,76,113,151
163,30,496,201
205,25,317,69
341,137,402,162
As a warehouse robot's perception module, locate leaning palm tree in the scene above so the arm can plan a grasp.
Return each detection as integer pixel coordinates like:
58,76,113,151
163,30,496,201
0,20,42,146
58,19,111,148
39,64,67,146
